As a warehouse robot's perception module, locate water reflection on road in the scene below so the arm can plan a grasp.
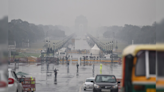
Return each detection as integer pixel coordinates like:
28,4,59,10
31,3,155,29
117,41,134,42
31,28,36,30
16,37,122,92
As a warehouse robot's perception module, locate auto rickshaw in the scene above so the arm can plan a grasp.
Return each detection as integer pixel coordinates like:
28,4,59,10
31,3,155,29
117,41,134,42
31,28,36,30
121,44,164,92
156,45,164,92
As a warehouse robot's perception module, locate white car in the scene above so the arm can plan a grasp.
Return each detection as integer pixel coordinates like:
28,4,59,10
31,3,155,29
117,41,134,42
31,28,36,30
8,69,23,92
0,70,8,92
83,77,94,91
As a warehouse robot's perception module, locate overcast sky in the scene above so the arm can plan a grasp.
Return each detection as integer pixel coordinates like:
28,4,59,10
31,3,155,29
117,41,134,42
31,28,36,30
0,0,8,18
6,0,164,27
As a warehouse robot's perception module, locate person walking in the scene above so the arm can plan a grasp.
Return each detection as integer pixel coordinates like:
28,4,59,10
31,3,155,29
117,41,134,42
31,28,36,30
100,64,102,74
76,63,79,70
54,68,58,79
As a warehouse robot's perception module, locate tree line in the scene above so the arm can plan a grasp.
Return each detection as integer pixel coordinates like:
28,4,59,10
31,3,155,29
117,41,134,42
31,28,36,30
8,19,66,47
102,19,164,44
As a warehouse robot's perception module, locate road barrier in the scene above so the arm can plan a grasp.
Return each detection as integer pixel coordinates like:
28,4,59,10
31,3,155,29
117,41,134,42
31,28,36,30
80,59,120,63
72,58,78,61
18,77,36,92
59,59,70,61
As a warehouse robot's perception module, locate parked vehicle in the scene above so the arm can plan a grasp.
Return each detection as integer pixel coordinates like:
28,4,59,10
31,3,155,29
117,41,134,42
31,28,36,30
83,77,94,91
92,74,119,92
8,69,23,92
0,70,8,92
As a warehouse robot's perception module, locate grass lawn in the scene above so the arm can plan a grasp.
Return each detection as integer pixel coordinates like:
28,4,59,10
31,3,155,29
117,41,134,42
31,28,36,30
13,52,41,58
30,40,60,49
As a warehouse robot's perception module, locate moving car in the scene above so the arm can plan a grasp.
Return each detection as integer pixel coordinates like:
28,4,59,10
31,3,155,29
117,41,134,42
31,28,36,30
92,74,119,92
83,77,94,91
8,69,23,92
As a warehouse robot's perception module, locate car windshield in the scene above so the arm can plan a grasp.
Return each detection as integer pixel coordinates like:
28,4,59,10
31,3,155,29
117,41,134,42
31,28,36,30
95,75,116,83
86,79,94,82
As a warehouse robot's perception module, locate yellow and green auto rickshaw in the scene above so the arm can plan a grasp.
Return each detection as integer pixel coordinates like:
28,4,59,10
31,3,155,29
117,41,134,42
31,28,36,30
121,44,164,92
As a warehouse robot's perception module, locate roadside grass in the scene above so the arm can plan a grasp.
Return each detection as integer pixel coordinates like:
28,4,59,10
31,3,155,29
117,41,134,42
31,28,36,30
12,52,41,58
30,40,60,49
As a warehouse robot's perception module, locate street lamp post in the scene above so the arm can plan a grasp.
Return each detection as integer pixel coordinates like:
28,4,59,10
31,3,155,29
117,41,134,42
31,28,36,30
111,41,113,73
115,40,118,50
110,42,111,54
106,43,108,54
108,42,109,54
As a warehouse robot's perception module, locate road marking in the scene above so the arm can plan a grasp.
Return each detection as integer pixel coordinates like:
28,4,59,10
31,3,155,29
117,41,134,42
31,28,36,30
79,84,83,92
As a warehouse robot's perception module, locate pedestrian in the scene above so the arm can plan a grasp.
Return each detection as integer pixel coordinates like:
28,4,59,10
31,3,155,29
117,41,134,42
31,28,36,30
47,63,49,70
54,68,58,79
100,64,102,69
76,63,79,70
93,64,94,71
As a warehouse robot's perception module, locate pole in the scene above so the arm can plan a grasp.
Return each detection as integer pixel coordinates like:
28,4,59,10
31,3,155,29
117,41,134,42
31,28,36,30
111,41,113,74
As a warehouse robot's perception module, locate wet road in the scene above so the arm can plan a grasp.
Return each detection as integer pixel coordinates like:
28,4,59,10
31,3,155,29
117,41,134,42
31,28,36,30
17,61,122,92
16,36,122,92
75,38,90,50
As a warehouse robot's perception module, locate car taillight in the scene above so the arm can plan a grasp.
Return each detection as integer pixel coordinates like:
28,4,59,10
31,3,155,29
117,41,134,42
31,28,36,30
8,78,14,84
133,85,145,91
0,81,7,87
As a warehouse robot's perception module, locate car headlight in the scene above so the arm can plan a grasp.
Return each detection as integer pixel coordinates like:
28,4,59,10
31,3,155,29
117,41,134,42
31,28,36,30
94,84,100,88
112,85,118,88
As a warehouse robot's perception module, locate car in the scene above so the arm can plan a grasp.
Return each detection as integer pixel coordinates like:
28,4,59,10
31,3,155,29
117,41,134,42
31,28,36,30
92,74,119,92
0,70,8,92
8,69,23,92
83,77,95,91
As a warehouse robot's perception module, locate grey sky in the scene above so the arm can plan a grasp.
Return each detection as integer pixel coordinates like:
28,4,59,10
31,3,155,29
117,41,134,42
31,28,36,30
8,0,164,27
0,0,8,18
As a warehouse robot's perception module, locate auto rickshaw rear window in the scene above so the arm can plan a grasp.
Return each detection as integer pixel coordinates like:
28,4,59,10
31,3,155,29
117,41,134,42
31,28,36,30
149,51,156,75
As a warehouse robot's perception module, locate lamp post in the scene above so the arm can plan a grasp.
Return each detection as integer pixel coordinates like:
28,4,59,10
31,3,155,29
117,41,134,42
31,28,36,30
111,41,113,53
107,42,109,54
49,41,50,48
110,41,111,53
111,41,113,74
106,43,108,54
115,41,118,50
53,42,55,52
103,44,105,52
46,40,48,49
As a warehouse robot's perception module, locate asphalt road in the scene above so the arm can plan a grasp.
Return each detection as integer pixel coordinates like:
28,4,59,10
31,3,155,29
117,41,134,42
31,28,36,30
75,38,90,50
16,36,122,92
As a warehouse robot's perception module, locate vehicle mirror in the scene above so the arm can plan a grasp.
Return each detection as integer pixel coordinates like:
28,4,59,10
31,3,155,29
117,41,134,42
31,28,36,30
90,81,94,83
117,81,120,84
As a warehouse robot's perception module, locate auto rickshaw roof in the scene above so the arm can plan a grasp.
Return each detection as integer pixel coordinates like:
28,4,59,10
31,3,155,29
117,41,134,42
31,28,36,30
122,44,164,57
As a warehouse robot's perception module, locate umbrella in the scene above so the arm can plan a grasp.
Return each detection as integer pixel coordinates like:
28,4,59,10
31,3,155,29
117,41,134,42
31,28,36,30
16,71,28,76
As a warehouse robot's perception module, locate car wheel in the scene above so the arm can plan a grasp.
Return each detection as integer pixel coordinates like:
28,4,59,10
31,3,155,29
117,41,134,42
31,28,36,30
84,89,86,91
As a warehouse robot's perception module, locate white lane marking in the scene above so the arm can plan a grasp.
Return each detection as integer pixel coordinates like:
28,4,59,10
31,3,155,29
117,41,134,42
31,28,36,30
79,84,83,92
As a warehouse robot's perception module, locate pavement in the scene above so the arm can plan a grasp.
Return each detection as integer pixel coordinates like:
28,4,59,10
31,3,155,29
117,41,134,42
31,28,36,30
15,36,122,92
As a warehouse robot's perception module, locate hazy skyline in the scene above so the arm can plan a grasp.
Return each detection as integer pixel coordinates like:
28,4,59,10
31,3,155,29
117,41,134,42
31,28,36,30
6,0,164,27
